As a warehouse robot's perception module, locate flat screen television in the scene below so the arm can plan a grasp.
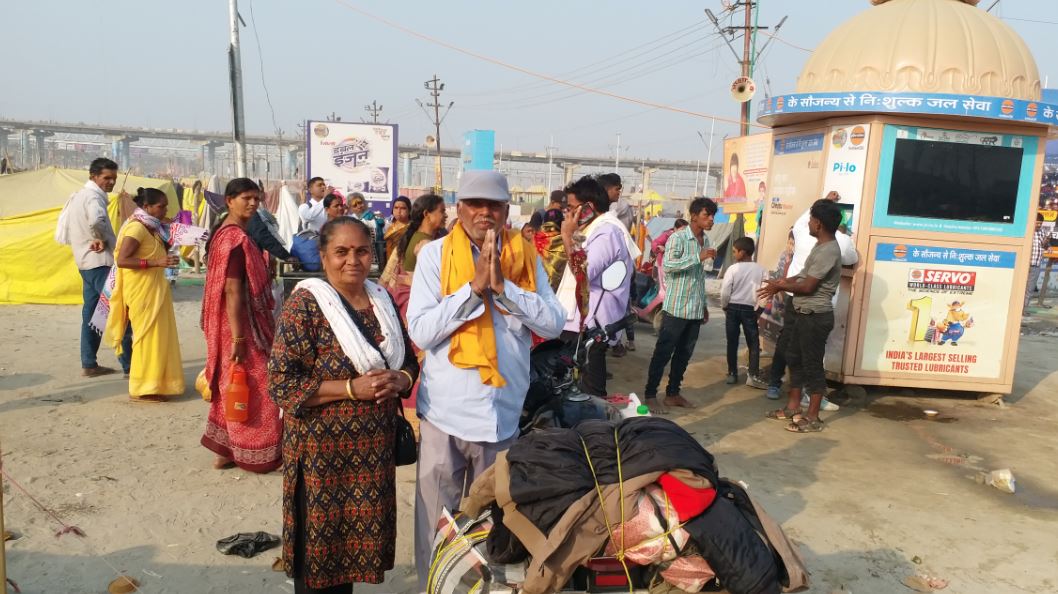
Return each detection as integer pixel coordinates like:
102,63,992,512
887,138,1023,224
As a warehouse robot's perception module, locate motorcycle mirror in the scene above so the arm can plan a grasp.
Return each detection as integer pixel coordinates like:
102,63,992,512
600,260,627,292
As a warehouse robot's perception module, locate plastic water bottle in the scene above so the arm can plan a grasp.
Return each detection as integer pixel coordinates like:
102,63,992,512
618,393,651,419
225,362,250,423
165,245,180,283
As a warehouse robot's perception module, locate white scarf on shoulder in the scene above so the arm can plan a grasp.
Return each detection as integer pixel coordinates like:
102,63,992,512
555,210,642,322
584,210,642,260
295,277,405,374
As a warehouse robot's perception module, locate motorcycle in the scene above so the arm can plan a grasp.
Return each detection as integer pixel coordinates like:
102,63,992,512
521,311,639,435
633,254,667,333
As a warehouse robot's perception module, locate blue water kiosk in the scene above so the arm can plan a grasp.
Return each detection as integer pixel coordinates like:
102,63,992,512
755,0,1057,395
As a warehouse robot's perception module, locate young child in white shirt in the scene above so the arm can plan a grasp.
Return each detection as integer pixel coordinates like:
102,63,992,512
721,236,767,387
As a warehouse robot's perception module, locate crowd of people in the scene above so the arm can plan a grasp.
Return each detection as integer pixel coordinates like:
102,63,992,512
58,157,864,592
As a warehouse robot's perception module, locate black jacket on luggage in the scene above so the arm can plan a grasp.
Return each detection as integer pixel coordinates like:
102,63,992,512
487,417,782,594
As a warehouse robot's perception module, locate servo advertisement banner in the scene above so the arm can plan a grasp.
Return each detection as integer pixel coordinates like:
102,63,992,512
859,242,1017,380
306,121,398,214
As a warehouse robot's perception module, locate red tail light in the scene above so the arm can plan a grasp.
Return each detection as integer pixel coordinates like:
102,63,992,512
585,557,629,588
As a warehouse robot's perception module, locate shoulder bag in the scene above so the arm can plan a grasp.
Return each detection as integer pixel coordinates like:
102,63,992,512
336,290,418,466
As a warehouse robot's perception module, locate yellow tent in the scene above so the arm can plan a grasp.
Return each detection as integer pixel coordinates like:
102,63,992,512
0,167,178,305
631,190,667,218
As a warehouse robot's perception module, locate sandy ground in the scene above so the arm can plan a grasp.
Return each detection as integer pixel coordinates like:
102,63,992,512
2,283,1058,594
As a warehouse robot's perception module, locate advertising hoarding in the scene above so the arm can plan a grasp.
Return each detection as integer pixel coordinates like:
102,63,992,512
721,132,772,214
859,242,1017,381
306,121,398,214
822,123,871,235
757,131,826,344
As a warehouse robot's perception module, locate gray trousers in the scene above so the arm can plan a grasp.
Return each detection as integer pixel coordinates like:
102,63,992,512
1025,265,1042,308
414,419,517,592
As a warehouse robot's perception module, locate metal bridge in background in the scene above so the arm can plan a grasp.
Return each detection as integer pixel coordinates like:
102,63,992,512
0,118,721,198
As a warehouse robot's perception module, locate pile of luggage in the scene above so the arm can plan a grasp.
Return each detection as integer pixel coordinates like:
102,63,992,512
428,417,809,594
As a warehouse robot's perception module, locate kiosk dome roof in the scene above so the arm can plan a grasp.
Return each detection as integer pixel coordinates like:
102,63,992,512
796,0,1040,101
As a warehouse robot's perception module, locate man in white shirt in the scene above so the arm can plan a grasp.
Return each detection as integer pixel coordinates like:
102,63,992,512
406,170,565,589
297,176,328,232
57,157,132,377
766,191,858,403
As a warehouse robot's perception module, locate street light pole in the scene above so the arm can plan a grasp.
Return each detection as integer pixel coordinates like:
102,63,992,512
702,117,716,195
547,134,555,191
228,0,247,178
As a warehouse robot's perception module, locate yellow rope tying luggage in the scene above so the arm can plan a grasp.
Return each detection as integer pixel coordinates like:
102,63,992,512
579,427,634,594
426,520,491,594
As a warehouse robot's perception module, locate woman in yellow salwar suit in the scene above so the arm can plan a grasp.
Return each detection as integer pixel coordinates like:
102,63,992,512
101,187,207,401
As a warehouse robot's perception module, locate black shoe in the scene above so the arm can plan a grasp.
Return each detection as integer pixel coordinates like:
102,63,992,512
726,373,738,385
82,366,116,378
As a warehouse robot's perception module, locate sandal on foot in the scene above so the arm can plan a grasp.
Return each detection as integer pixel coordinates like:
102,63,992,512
766,407,801,421
663,395,693,408
785,417,824,433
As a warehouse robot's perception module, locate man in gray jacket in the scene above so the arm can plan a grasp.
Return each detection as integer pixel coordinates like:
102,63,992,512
58,157,131,377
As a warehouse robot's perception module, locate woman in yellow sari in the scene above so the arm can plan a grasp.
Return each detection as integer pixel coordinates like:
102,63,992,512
383,195,411,262
102,187,207,401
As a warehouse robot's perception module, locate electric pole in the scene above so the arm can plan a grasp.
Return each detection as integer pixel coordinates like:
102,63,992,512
364,100,383,123
546,135,556,191
705,3,786,136
228,0,247,177
697,119,717,195
609,132,629,174
419,75,454,193
705,2,786,276
740,1,753,136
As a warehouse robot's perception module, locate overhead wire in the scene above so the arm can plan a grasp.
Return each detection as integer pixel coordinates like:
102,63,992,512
452,18,712,99
327,0,766,129
463,36,728,112
554,86,731,136
483,31,723,107
756,29,813,53
248,0,282,136
459,31,719,108
1002,16,1058,26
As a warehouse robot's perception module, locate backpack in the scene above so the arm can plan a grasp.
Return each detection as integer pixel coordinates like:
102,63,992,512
290,230,322,272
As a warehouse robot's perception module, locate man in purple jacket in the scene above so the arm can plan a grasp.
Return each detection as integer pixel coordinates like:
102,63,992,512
559,176,638,396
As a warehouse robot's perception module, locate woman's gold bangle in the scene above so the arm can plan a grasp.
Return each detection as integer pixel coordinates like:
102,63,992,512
345,378,355,400
398,370,414,392
231,336,246,344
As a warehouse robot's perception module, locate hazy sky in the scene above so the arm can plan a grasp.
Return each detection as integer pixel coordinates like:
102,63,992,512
2,0,1055,161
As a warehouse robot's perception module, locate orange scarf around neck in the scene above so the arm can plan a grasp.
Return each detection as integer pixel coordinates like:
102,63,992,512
441,223,537,387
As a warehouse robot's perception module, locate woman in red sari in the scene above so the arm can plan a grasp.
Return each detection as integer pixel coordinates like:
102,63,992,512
201,178,283,473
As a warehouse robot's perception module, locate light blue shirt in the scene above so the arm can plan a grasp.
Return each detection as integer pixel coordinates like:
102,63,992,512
407,235,566,443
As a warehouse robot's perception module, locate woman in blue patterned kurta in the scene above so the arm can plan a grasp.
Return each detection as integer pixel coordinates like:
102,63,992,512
269,218,419,593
